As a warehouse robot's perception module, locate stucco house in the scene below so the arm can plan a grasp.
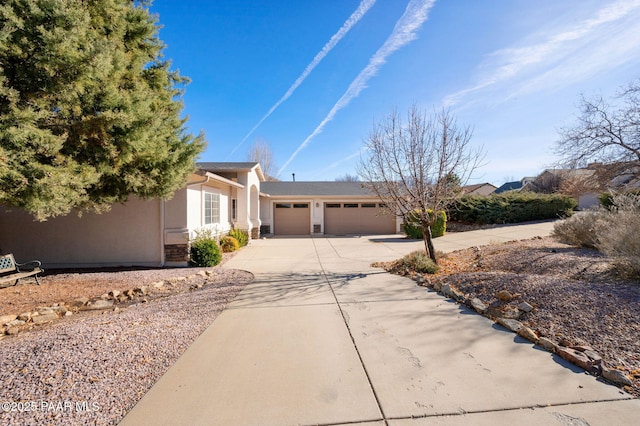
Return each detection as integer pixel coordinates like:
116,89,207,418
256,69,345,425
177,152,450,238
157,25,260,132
0,162,399,268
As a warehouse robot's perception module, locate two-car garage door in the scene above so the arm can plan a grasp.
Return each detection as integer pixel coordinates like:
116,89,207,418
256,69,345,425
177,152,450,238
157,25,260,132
273,202,396,235
324,203,396,234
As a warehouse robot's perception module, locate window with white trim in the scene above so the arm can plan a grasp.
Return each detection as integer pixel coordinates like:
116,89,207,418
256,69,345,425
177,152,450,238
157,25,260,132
204,192,220,225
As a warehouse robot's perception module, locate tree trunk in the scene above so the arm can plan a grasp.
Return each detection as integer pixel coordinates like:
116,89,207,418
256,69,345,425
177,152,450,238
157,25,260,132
421,223,437,264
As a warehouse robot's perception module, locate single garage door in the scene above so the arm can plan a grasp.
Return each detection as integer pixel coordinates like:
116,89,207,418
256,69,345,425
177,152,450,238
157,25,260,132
324,202,396,234
274,203,310,235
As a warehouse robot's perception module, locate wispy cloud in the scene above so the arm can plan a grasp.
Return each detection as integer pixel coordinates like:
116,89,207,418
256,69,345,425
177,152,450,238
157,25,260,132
443,0,640,107
225,0,376,159
278,0,436,176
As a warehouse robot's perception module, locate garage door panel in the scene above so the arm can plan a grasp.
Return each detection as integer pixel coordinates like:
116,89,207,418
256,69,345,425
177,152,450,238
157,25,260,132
324,203,395,234
274,203,310,235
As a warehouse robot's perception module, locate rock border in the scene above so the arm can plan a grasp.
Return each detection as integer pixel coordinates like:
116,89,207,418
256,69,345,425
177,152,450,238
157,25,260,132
413,275,634,390
0,270,220,338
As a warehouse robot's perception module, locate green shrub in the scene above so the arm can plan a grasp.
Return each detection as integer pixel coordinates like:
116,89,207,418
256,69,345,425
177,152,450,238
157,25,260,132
189,228,222,267
402,210,447,238
228,228,249,247
220,235,240,253
449,192,577,224
392,250,439,275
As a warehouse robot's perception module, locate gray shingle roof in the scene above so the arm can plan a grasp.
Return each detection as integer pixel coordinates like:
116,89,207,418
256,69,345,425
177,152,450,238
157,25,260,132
197,162,259,172
261,181,376,197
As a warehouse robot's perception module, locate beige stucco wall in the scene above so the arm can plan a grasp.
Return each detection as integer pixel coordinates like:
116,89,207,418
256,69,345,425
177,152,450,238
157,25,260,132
0,197,163,268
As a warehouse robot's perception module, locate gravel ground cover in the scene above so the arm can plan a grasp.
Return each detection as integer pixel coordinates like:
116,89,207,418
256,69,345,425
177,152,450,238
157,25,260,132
0,265,252,425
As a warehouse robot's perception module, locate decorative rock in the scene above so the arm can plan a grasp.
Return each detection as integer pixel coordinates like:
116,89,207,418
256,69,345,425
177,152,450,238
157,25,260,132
71,298,89,307
110,290,121,298
584,350,602,364
99,293,110,300
197,270,207,277
602,367,633,387
537,337,559,352
497,290,513,301
518,326,539,343
64,311,73,317
517,302,534,313
17,312,32,322
497,318,523,333
433,281,443,292
82,299,114,310
32,313,58,324
0,314,18,325
469,298,487,314
151,281,165,289
501,306,521,319
557,347,595,372
37,308,55,315
442,284,465,301
134,286,147,296
6,319,26,327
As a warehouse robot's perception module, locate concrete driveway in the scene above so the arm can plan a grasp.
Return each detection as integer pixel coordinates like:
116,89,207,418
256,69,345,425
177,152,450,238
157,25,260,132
121,222,639,425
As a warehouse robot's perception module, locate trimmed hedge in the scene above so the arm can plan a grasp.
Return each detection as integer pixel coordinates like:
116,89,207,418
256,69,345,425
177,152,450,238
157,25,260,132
402,209,447,238
220,235,240,253
448,192,576,224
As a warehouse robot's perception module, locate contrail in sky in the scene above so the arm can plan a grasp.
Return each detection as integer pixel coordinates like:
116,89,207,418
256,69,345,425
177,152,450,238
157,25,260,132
278,0,436,176
226,0,377,159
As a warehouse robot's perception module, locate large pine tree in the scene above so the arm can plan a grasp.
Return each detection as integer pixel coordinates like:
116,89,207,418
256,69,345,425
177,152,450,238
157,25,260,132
0,0,205,220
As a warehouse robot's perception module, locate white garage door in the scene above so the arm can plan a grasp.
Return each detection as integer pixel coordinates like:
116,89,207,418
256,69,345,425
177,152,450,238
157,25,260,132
274,203,310,235
324,203,396,234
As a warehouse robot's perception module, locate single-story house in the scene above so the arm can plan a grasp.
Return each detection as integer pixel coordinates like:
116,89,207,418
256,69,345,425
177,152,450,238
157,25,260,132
0,163,400,268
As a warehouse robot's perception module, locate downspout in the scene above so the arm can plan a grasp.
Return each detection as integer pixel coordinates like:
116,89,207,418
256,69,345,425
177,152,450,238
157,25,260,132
159,199,165,267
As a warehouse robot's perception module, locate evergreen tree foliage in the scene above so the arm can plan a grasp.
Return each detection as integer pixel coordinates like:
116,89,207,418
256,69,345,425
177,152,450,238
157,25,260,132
0,0,205,220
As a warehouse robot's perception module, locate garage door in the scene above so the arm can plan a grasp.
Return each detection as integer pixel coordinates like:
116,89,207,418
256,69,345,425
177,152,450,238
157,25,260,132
324,203,396,234
274,203,310,235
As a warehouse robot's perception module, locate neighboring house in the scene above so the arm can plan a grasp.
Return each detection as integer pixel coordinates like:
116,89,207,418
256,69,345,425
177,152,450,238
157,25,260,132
494,177,536,194
461,183,497,196
259,181,400,235
0,163,402,268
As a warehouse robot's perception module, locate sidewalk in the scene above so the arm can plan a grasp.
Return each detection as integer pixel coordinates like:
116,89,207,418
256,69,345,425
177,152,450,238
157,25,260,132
121,222,639,425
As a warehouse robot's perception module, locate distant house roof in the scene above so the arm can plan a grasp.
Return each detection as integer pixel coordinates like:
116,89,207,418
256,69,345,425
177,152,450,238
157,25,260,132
494,181,523,194
261,181,377,197
196,162,265,181
462,183,497,195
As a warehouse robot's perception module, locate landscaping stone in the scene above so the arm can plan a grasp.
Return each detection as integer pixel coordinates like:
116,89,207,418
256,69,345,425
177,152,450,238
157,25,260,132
468,297,487,314
17,312,32,322
0,314,18,325
501,306,521,319
441,284,465,301
197,270,207,277
517,302,534,313
82,300,114,310
537,337,559,352
497,290,514,301
110,290,121,298
518,326,539,343
32,313,58,324
71,298,90,307
496,318,523,333
602,367,633,387
557,347,596,373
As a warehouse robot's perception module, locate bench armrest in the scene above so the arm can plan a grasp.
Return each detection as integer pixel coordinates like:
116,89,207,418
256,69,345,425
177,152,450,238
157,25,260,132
15,260,42,272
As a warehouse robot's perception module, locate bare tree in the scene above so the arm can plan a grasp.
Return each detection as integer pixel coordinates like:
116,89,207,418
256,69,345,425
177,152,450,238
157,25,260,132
247,137,278,181
358,106,484,263
556,78,640,169
335,173,360,182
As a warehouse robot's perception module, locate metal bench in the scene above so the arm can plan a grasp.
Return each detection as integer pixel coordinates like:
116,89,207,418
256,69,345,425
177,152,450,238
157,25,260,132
0,254,43,287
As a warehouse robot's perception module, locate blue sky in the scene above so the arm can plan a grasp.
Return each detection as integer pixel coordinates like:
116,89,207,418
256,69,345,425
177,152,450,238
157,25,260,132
150,0,640,186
